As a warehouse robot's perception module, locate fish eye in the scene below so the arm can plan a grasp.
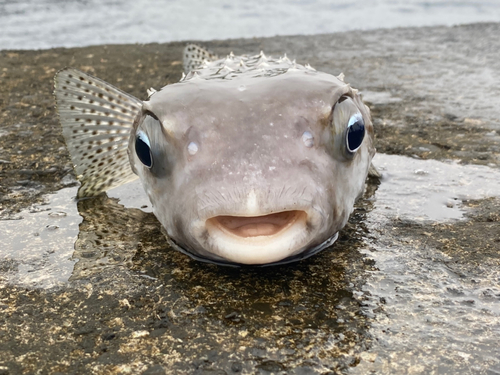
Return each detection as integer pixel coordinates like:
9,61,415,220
135,130,153,168
346,113,365,153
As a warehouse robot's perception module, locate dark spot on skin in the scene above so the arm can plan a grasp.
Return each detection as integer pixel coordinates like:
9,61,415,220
109,121,114,125
90,109,95,113
70,106,75,110
85,89,89,93
65,80,70,84
96,121,101,125
79,76,85,81
86,119,92,123
109,97,113,102
62,86,67,89
92,131,98,135
68,74,73,78
73,130,78,133
76,83,81,88
121,109,127,113
98,93,104,98
77,96,83,100
98,162,104,166
75,118,79,121
89,100,94,104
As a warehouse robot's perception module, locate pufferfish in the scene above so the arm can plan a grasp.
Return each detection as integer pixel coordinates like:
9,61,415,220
54,44,377,266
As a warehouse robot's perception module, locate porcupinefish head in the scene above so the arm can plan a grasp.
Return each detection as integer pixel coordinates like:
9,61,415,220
55,45,376,266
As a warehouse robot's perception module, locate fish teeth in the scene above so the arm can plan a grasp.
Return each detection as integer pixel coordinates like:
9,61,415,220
337,73,345,82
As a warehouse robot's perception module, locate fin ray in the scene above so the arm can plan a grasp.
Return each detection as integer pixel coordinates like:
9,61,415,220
54,68,142,198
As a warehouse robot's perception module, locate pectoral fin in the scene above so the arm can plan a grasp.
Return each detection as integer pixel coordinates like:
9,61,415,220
54,68,141,198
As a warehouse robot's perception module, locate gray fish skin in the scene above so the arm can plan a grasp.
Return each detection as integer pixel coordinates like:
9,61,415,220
55,46,375,266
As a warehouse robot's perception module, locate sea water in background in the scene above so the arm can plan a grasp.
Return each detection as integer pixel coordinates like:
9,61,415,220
1,0,500,50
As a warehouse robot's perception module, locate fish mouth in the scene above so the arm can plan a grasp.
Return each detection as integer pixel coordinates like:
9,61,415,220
204,210,312,264
207,210,306,238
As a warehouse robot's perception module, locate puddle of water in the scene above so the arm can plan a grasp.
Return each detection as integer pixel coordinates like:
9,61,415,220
107,178,152,212
372,153,500,222
0,186,81,288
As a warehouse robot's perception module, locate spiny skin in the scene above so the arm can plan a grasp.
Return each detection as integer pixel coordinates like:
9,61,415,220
55,45,375,266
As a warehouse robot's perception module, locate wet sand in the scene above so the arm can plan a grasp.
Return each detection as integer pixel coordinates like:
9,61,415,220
0,23,499,374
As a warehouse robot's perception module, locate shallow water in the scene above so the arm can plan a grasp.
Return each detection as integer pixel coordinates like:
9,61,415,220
1,153,499,372
1,0,500,50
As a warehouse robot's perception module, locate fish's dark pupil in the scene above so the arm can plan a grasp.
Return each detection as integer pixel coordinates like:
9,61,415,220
347,119,365,153
135,136,153,168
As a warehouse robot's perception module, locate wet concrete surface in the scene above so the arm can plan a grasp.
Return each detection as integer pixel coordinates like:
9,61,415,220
1,23,499,374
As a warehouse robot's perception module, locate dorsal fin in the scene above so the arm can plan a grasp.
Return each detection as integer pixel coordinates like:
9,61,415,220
54,68,142,198
182,44,218,74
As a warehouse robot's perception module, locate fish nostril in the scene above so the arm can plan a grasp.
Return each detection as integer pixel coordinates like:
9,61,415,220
302,131,314,148
187,141,199,156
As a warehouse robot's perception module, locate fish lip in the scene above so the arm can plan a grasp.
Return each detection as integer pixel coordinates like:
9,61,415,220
189,205,327,265
165,231,339,267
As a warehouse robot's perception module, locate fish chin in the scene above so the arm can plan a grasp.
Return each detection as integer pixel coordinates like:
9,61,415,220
188,207,327,265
